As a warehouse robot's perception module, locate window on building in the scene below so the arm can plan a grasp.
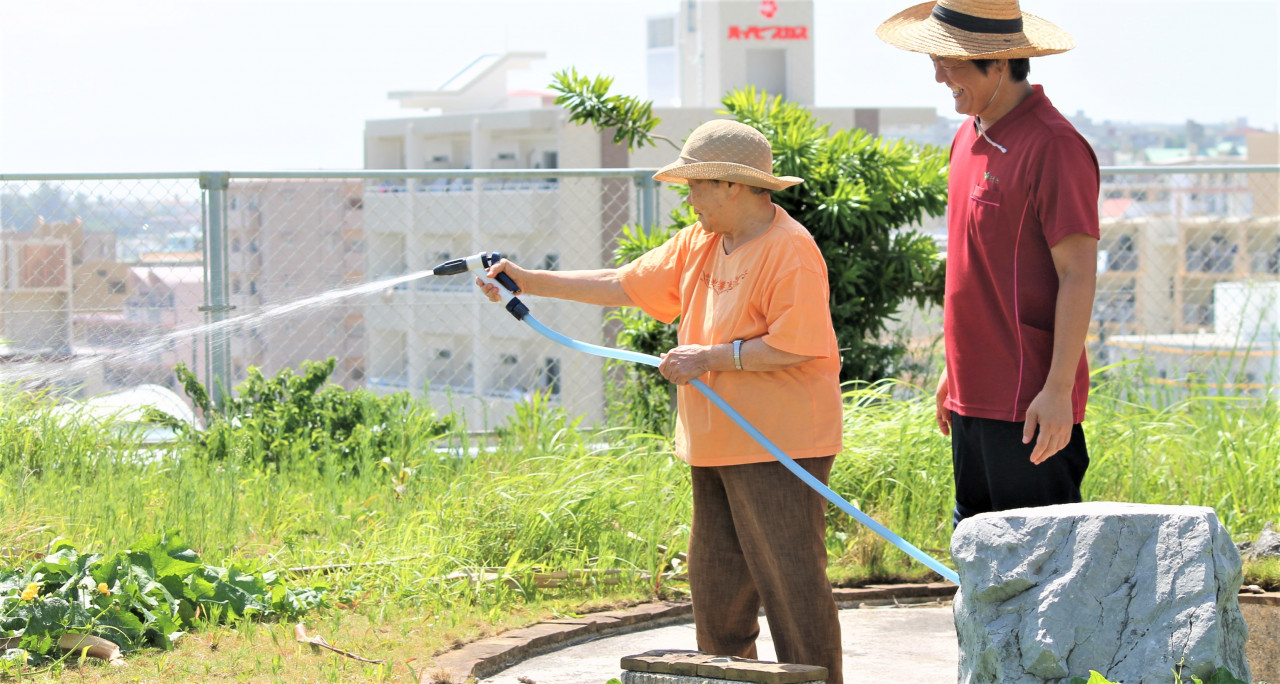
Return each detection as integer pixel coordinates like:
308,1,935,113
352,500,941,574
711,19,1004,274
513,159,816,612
108,281,126,295
648,16,675,48
493,152,517,169
542,357,561,395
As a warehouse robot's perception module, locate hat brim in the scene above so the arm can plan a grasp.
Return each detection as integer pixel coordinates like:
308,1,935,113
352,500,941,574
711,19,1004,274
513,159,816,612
876,1,1074,59
653,160,803,191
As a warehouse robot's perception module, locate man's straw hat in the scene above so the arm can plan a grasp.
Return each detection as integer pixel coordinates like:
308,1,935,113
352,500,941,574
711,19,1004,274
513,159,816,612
653,119,802,191
876,0,1074,60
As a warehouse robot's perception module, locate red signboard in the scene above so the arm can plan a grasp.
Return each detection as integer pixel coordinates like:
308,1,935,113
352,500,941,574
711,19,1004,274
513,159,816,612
727,25,809,40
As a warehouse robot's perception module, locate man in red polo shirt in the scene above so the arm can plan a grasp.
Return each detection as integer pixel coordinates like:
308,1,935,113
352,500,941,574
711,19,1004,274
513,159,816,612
877,0,1099,525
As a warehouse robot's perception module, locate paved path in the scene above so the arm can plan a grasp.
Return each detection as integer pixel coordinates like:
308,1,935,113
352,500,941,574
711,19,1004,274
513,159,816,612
480,602,958,684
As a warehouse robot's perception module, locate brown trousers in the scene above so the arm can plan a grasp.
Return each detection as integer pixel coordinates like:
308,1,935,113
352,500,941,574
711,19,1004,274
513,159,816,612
688,456,843,684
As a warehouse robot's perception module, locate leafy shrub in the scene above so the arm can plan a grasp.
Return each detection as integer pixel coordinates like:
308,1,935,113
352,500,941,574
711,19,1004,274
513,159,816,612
722,88,948,382
0,532,326,660
551,71,948,393
155,358,453,466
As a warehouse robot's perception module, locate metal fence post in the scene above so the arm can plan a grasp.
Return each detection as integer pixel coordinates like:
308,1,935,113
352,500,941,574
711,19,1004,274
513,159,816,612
199,171,233,409
638,173,659,230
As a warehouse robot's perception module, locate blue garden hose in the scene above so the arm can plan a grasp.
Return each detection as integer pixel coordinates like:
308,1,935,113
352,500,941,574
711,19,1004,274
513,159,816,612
461,254,959,584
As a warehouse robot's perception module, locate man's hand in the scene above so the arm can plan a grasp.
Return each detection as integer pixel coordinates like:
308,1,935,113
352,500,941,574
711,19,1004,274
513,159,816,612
935,368,951,436
1023,387,1073,464
659,345,712,385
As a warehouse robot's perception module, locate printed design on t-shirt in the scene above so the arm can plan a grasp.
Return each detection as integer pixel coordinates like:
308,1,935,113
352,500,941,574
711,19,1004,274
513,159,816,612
699,268,751,294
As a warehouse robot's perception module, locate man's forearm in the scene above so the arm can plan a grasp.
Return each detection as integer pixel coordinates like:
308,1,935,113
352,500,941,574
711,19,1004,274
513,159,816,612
1043,269,1096,392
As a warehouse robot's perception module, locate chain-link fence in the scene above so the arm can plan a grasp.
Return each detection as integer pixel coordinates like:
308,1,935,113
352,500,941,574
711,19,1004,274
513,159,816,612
1,166,1278,429
0,170,657,429
1091,165,1280,396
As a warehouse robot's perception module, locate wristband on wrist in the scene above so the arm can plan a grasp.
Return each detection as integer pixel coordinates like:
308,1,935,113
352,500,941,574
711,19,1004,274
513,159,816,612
732,339,744,371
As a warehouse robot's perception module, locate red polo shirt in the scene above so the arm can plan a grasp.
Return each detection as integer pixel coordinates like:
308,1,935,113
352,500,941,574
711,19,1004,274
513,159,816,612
943,85,1100,424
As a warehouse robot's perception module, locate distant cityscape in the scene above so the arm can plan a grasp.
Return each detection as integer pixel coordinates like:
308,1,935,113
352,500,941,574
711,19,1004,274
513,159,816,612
1,0,1277,420
897,111,1275,167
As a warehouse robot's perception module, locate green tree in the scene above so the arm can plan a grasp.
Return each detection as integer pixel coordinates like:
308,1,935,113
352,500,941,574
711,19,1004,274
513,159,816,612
722,88,948,381
551,71,948,429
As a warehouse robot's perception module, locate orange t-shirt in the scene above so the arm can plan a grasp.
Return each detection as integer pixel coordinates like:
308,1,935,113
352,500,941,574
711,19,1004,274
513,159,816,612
617,205,843,467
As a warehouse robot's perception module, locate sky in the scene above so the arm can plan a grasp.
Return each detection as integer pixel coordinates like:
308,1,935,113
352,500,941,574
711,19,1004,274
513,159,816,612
1,0,1277,173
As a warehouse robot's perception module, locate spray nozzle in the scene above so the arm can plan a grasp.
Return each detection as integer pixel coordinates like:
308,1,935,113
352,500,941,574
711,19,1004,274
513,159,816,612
429,257,471,276
431,252,499,276
430,252,527,320
431,252,520,293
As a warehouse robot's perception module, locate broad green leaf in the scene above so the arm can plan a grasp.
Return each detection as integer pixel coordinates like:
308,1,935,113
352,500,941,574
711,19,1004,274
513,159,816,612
1204,667,1248,684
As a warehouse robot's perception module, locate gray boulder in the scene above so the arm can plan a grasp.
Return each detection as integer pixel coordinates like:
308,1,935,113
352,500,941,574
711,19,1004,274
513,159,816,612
1239,521,1280,561
952,502,1250,684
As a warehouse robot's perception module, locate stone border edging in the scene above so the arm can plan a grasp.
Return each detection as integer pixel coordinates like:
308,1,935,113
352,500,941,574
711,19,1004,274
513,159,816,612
1239,593,1280,607
429,584,1279,682
430,583,957,682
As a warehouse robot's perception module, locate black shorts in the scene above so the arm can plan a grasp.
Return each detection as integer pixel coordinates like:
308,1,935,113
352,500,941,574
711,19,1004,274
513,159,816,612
950,411,1089,526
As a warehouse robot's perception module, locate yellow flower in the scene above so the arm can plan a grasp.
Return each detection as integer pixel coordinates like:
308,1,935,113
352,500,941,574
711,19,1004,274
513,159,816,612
20,582,40,601
97,583,111,596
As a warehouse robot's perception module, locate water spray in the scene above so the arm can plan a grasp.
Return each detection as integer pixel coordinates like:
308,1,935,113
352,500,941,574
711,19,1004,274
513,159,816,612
439,252,959,584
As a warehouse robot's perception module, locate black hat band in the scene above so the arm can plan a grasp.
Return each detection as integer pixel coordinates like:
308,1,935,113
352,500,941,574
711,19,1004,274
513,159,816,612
931,5,1024,34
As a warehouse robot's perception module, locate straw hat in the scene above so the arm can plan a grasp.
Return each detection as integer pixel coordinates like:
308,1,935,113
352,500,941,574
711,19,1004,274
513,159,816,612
876,0,1075,59
652,119,802,191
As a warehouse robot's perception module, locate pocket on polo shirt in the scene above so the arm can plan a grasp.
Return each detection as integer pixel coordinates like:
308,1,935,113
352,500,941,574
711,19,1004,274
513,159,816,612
967,184,1008,248
969,184,1002,211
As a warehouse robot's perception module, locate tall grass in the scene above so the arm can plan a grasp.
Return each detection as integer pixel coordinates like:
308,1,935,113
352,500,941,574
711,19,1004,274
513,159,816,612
0,390,691,629
1085,366,1280,535
2,369,1278,618
826,372,1280,580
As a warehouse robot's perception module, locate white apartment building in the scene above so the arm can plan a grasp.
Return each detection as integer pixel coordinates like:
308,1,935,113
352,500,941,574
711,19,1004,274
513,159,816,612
651,0,815,107
363,52,616,427
226,179,366,389
361,1,937,428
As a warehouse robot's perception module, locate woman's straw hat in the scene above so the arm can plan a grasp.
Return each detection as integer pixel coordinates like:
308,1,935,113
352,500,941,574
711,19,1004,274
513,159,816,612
876,0,1075,59
653,119,802,191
